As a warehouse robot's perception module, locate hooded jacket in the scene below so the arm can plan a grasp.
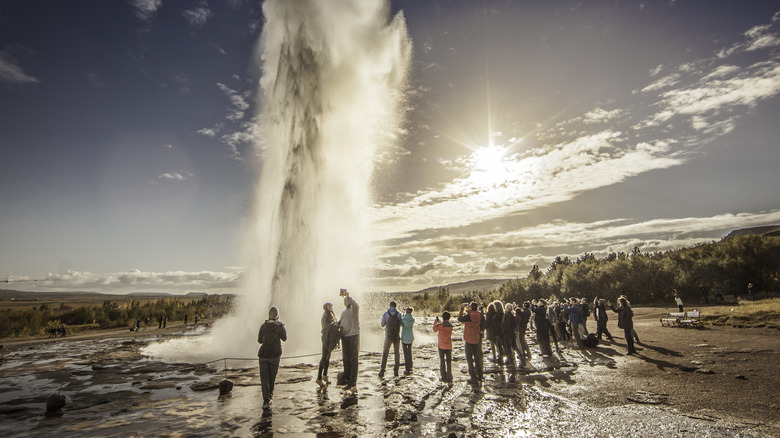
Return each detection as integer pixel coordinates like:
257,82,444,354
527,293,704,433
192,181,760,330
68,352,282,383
381,306,402,337
257,319,287,359
433,319,453,350
401,313,415,344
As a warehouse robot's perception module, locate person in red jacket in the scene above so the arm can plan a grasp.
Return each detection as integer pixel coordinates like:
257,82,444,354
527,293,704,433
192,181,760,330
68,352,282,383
457,302,484,383
433,311,454,383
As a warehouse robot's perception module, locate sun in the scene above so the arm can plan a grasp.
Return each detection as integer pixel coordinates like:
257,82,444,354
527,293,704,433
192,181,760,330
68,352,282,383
469,145,510,186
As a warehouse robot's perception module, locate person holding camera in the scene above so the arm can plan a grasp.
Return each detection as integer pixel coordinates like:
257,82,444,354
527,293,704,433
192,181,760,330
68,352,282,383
433,311,453,383
338,289,360,394
457,302,484,383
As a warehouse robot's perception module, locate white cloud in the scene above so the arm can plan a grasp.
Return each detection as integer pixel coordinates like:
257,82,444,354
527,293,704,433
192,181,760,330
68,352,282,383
582,107,622,124
651,61,780,124
372,131,682,241
0,52,39,85
182,2,212,28
372,210,780,288
640,73,680,93
129,0,162,22
217,83,250,121
19,269,241,292
157,170,193,182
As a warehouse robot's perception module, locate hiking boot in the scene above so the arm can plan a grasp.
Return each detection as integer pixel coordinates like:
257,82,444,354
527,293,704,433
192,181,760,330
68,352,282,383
322,376,330,385
316,379,326,388
378,371,385,379
345,386,357,394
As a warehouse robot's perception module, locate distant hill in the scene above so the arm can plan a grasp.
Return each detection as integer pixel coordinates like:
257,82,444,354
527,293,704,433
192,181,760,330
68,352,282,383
0,289,199,302
401,278,511,296
727,225,780,238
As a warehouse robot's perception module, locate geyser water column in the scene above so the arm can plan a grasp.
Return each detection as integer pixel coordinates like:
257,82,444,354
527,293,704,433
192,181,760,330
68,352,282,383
143,0,410,362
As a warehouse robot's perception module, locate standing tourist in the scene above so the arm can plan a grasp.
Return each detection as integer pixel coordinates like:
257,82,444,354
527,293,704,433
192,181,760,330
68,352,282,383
748,283,757,301
593,298,614,341
568,298,584,349
548,301,563,352
485,303,499,362
580,298,590,336
674,290,684,312
457,302,484,383
515,301,532,360
532,300,554,357
611,296,636,355
257,306,287,409
338,289,360,394
401,307,415,375
379,301,403,379
502,303,522,366
433,312,453,383
317,302,340,388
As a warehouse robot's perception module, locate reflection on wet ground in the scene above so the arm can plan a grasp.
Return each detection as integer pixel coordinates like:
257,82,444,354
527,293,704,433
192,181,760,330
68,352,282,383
0,327,767,437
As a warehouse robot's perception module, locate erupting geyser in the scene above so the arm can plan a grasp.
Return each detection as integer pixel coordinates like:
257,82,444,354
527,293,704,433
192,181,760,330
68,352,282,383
144,0,410,361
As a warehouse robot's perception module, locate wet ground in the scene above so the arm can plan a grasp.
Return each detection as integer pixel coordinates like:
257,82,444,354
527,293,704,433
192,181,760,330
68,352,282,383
0,320,774,437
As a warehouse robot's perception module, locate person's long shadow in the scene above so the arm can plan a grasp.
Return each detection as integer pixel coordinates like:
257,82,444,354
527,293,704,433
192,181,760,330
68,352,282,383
637,341,683,357
632,351,687,372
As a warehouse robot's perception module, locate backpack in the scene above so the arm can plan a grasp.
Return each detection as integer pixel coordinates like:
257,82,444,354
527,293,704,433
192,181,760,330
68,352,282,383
583,333,599,348
386,311,401,339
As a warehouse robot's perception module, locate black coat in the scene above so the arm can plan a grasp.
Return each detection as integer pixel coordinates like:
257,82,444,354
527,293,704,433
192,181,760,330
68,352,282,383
257,320,287,358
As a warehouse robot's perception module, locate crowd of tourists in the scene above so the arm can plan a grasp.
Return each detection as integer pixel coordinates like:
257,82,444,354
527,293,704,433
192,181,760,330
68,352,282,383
255,289,638,409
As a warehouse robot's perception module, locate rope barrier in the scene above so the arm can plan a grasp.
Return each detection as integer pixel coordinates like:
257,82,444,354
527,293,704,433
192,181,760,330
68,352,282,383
201,350,381,367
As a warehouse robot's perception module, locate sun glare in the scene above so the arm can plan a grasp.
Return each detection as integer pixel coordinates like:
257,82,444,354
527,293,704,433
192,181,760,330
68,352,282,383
469,145,510,186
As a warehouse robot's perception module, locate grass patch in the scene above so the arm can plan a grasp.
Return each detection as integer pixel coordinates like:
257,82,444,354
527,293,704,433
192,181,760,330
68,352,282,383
701,297,780,329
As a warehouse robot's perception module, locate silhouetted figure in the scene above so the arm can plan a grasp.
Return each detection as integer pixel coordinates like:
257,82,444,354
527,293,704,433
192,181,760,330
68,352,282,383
257,306,287,409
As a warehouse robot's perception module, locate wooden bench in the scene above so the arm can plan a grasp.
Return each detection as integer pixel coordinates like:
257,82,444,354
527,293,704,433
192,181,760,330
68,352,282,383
660,311,703,328
660,312,685,326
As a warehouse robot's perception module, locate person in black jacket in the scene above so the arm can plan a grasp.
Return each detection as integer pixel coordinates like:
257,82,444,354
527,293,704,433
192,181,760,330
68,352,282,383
257,306,287,409
317,302,340,388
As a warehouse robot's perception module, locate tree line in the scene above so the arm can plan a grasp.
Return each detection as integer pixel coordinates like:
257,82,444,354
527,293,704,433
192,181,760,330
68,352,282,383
0,294,235,338
412,235,779,310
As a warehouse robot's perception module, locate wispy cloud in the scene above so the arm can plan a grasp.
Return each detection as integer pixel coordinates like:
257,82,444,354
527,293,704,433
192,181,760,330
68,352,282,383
129,0,162,22
0,52,39,85
373,210,780,286
157,170,193,182
182,1,212,28
373,131,682,241
217,83,250,120
9,269,240,292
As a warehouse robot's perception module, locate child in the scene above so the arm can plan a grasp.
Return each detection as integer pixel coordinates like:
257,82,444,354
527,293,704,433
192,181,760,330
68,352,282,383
433,311,453,383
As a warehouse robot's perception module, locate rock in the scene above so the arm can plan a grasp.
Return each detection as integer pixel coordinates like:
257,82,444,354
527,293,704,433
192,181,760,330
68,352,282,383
627,391,668,405
695,369,715,375
46,394,67,412
385,408,396,421
735,375,747,380
219,379,234,395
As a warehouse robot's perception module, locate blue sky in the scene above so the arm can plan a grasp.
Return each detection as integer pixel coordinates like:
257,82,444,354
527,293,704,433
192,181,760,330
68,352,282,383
1,0,779,293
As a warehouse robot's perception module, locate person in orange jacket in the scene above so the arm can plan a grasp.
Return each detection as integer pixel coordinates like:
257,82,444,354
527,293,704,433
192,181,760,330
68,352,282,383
458,302,484,383
433,311,453,383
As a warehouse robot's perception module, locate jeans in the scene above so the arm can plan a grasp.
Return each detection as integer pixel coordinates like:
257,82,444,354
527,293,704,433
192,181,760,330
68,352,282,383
402,342,413,372
624,327,636,354
464,341,483,380
341,334,359,387
380,336,400,375
258,357,280,404
317,343,331,380
516,330,530,358
571,323,583,348
438,348,452,382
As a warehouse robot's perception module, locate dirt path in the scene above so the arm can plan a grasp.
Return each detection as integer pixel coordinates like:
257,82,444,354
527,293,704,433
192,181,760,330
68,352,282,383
541,306,780,435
